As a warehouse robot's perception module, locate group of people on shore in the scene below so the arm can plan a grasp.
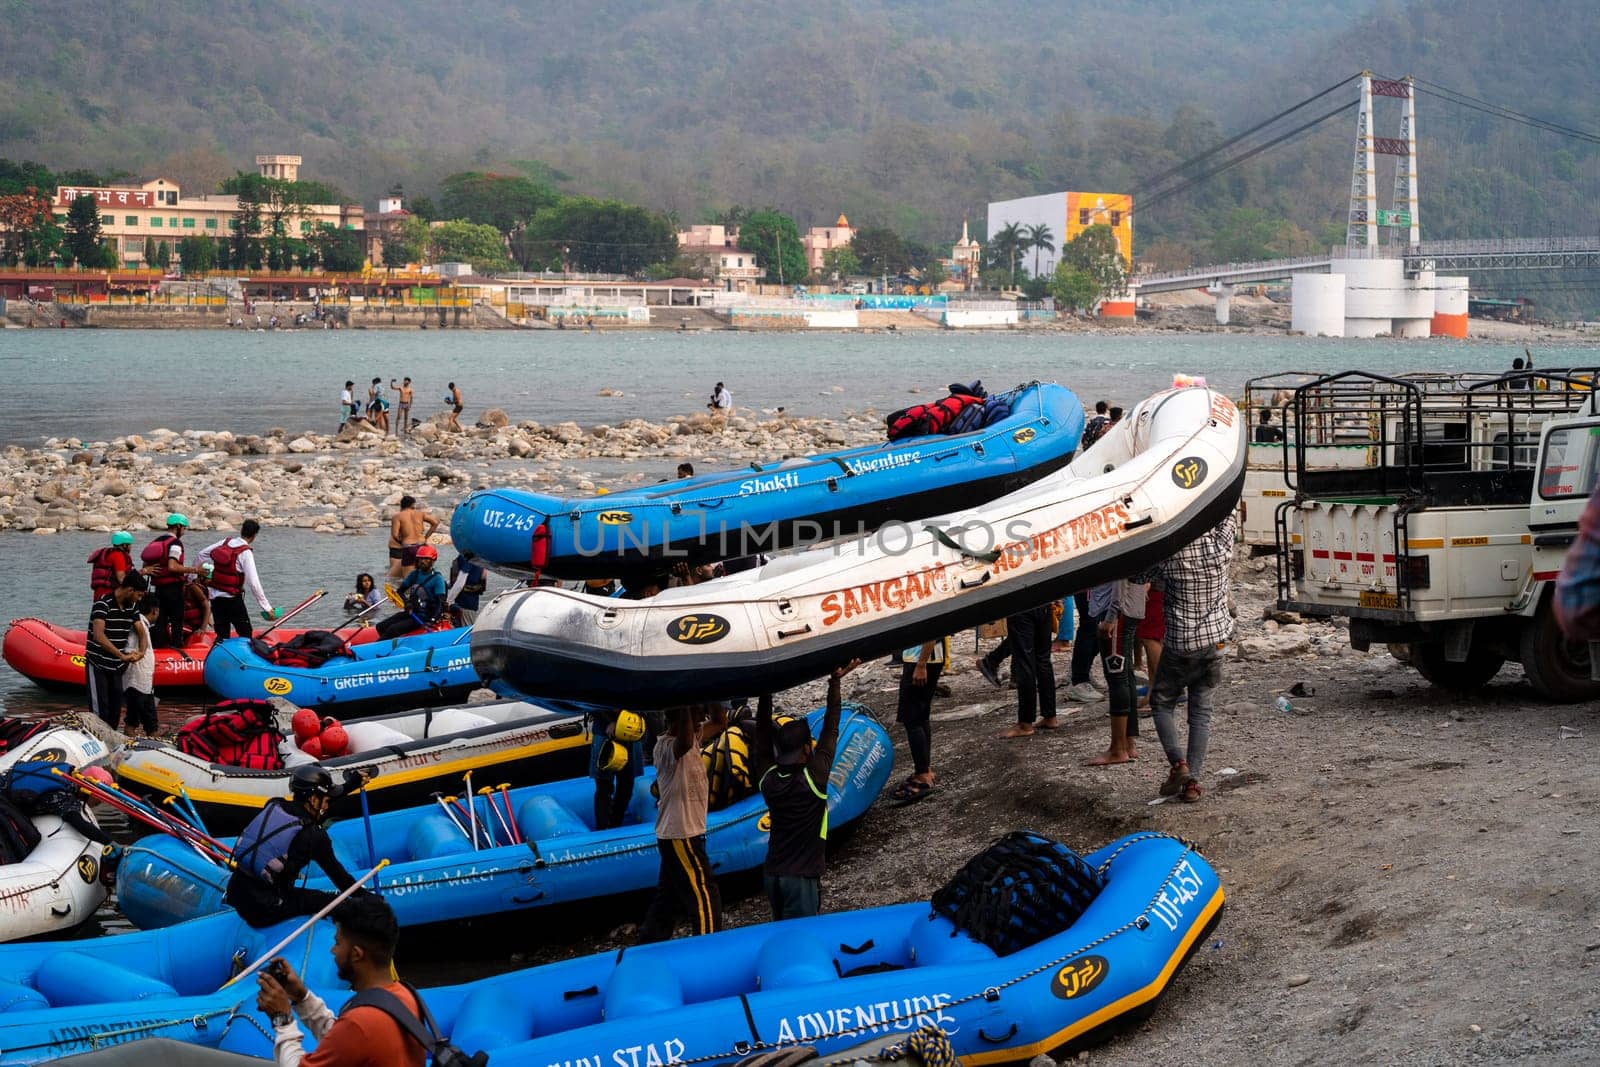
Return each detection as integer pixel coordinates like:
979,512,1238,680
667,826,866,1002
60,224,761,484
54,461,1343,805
339,378,463,436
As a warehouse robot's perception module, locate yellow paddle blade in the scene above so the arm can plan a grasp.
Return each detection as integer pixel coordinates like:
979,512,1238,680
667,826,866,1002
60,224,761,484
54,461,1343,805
384,584,404,608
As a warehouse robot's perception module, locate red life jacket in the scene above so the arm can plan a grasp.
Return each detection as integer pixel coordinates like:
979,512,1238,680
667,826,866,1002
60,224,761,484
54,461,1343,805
176,700,282,769
183,588,206,634
88,546,132,598
208,540,247,597
142,534,186,586
885,393,983,441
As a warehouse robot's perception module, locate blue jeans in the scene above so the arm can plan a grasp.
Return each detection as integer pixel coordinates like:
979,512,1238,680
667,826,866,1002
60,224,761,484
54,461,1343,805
1149,647,1222,777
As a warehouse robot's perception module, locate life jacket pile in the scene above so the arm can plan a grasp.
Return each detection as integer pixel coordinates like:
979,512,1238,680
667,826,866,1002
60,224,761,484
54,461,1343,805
0,717,55,759
948,385,1023,435
885,381,989,441
0,760,75,806
700,712,797,811
249,630,353,670
176,699,283,769
87,546,132,599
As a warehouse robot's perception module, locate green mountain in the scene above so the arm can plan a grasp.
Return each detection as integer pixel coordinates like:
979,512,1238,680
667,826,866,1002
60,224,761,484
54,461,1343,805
2,0,1595,308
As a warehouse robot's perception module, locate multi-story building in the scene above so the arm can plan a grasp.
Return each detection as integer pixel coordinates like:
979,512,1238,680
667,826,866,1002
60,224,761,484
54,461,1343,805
52,153,362,267
677,224,761,291
801,213,853,276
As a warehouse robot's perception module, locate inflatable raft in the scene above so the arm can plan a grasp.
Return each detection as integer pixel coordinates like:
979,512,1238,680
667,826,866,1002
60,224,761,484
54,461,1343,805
452,382,1084,580
0,815,110,944
473,386,1247,705
116,703,892,930
0,720,113,774
112,699,591,835
203,626,480,718
2,619,307,694
0,832,1220,1065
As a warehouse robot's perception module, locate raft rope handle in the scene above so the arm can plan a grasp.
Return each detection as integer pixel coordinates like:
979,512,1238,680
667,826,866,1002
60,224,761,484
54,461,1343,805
667,834,1204,1066
923,525,1002,565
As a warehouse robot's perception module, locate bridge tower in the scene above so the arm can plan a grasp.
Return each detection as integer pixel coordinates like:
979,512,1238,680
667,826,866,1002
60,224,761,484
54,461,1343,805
1345,73,1419,250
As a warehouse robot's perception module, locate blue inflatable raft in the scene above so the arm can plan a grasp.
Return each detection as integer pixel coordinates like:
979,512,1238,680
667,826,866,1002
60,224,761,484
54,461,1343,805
0,832,1220,1065
452,381,1084,579
202,626,479,718
117,704,895,931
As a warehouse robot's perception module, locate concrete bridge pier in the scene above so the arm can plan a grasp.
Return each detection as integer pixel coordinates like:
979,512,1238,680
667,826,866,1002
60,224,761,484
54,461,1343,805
1207,283,1234,325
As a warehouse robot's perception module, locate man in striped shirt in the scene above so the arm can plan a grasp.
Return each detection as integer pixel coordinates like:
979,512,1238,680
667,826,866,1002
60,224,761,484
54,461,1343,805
85,572,148,728
1132,514,1236,804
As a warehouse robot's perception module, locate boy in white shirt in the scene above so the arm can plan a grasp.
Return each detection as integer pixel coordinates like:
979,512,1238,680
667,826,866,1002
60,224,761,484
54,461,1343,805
122,594,161,736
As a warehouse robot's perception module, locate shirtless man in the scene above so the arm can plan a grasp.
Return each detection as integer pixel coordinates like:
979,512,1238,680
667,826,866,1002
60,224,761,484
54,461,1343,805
390,376,413,437
386,496,440,580
446,382,464,432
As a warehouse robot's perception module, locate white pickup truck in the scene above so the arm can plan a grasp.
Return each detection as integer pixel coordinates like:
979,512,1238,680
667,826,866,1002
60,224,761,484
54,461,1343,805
1274,369,1600,702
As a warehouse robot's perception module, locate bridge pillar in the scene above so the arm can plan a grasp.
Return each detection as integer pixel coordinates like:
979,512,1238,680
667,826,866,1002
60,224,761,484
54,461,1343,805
1207,283,1234,325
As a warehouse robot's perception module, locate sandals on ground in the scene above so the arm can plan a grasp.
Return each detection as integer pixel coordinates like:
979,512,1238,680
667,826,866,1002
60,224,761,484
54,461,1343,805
1181,778,1202,804
1159,760,1188,797
890,779,935,805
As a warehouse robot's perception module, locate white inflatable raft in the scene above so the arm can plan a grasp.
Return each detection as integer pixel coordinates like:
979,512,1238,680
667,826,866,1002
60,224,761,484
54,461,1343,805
0,815,109,942
473,386,1247,705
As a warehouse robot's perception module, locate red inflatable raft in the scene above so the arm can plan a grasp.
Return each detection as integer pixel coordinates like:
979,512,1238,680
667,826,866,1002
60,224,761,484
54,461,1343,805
2,618,312,694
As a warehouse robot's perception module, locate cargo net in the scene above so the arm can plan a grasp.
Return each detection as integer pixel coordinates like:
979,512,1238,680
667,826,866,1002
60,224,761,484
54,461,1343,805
929,831,1106,956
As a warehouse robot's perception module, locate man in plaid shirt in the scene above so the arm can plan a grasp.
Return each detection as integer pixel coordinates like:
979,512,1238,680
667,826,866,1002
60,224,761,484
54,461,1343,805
1132,513,1236,804
1557,492,1600,640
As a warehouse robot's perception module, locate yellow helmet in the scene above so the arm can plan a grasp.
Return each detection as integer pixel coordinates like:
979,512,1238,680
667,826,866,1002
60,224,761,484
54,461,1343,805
596,740,630,774
612,710,645,743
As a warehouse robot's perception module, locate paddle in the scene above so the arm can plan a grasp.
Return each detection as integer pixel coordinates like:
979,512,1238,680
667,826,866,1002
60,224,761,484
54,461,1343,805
332,596,387,635
496,783,521,844
462,770,478,851
355,770,381,891
217,861,389,991
257,590,327,640
478,785,513,845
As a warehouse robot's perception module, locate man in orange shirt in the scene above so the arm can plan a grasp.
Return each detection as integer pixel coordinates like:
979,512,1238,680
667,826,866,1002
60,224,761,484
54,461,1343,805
257,895,424,1067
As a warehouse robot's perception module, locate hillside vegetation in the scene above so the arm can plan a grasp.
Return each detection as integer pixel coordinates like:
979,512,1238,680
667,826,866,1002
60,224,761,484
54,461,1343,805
2,0,1595,306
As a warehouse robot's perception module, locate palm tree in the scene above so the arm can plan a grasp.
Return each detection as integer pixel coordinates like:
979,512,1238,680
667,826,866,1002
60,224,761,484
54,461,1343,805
1025,223,1055,280
990,222,1025,288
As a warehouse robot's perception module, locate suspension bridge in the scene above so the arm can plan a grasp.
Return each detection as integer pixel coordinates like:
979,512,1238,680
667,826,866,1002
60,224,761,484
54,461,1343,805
1120,72,1600,335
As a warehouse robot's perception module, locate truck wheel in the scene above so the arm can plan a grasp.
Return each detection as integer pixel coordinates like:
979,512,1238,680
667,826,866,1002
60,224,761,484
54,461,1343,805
1411,640,1504,691
1519,604,1600,702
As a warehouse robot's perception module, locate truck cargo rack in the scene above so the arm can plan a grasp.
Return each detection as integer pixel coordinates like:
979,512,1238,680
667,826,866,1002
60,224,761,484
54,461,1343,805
1285,369,1600,507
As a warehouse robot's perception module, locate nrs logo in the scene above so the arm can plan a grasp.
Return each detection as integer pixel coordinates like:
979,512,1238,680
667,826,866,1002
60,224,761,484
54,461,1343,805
1050,955,1109,1000
1171,456,1208,490
1013,427,1037,444
666,614,730,644
596,511,634,525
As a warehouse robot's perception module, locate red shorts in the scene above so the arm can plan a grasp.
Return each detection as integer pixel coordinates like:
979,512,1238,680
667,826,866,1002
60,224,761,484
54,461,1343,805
1136,589,1166,642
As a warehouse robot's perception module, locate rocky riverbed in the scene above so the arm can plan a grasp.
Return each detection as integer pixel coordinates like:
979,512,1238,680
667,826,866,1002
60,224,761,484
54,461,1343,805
0,408,886,534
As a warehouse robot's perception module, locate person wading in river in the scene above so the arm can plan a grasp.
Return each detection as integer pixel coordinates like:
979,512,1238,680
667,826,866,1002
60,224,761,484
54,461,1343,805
386,497,439,581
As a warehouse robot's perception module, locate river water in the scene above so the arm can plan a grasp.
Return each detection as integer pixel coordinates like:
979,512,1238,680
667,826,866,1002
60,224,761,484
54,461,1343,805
1,328,1588,445
2,327,1595,717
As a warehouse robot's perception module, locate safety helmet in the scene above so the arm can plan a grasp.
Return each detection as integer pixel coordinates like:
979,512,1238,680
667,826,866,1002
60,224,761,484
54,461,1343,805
289,765,338,799
596,740,630,774
165,513,190,529
612,709,645,743
110,531,133,547
414,544,439,562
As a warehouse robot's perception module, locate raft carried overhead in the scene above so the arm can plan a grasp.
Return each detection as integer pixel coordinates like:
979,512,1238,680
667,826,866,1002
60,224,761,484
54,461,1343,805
451,381,1084,580
115,703,893,930
0,832,1220,1065
202,626,480,718
472,386,1247,706
112,698,590,835
1,619,310,694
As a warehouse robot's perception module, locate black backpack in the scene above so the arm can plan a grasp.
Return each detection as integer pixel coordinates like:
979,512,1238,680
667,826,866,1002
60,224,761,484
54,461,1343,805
343,980,487,1067
0,795,41,864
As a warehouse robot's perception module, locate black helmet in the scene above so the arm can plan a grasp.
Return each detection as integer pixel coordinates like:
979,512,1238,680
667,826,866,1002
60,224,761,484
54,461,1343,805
290,765,338,799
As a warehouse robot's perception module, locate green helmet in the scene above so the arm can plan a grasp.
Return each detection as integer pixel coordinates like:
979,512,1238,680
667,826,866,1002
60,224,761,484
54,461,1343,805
110,531,133,547
165,513,189,529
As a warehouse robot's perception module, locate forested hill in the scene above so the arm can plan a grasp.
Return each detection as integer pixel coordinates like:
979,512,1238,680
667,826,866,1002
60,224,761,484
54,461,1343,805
2,0,1596,291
